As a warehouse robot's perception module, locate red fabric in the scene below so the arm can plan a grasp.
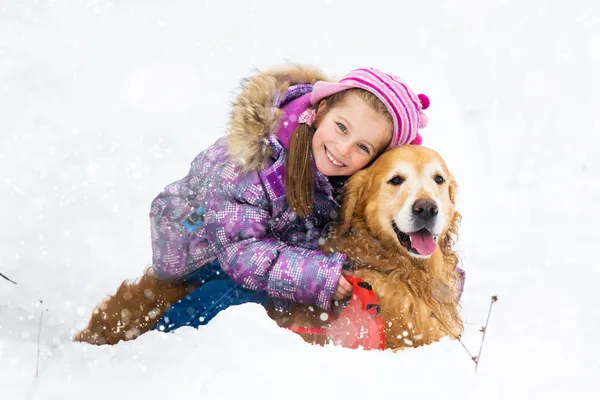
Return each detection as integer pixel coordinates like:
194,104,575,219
287,277,386,350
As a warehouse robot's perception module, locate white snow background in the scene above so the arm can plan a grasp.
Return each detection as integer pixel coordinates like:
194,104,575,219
1,0,599,399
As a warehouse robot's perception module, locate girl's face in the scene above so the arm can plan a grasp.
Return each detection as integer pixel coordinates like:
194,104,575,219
312,94,392,177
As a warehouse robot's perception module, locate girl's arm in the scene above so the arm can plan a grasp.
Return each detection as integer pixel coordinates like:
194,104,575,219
149,149,345,311
203,193,346,311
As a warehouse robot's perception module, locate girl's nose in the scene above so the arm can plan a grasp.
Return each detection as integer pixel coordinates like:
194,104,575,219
337,142,351,157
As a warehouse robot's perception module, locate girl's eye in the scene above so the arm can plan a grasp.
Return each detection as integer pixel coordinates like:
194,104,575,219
336,122,347,133
358,144,370,154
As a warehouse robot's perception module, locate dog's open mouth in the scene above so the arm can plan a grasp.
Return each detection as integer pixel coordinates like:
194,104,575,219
391,220,438,256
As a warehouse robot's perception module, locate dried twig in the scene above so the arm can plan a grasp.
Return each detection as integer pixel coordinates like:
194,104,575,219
36,300,46,378
431,312,478,363
475,295,498,372
1,272,17,284
432,294,499,372
2,273,47,380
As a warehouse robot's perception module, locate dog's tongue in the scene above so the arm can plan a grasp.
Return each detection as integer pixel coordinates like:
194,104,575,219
409,231,437,255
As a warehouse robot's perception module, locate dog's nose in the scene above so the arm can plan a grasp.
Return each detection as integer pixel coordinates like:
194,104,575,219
412,199,438,221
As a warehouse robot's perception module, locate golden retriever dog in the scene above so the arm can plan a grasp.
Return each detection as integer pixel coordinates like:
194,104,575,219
75,145,463,349
271,145,463,349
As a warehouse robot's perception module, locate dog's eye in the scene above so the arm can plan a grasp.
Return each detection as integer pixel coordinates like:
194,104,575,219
388,175,404,186
434,175,445,185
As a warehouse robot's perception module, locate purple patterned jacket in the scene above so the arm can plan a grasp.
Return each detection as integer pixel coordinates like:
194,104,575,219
149,66,346,311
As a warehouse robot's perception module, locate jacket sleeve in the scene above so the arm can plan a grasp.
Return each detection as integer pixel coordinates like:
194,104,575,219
202,164,346,311
149,158,207,281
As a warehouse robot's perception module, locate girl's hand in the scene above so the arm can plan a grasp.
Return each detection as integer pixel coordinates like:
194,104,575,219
333,272,353,301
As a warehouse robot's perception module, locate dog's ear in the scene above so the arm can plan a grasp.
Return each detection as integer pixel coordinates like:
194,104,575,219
440,176,461,270
338,169,369,234
448,175,458,205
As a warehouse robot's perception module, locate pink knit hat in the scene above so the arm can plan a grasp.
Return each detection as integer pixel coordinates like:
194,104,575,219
310,67,429,148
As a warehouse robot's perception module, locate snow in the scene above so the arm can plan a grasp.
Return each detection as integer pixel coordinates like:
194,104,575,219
1,0,599,398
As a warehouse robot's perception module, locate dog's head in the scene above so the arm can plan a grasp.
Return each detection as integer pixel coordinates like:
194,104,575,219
339,145,460,260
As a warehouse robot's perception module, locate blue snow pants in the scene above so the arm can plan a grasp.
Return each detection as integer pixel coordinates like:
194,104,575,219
152,259,271,332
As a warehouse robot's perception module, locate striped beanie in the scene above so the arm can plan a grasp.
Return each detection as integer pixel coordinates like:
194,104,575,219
310,67,429,148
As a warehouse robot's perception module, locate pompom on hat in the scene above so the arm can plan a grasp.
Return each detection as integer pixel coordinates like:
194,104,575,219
310,67,429,148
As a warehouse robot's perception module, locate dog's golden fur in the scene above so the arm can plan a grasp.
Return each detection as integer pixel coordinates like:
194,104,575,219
75,145,463,349
73,269,197,345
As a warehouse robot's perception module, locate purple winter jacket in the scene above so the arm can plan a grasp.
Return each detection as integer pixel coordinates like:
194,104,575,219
149,66,346,311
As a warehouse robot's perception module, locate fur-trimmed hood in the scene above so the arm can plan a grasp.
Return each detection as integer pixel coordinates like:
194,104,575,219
226,65,332,172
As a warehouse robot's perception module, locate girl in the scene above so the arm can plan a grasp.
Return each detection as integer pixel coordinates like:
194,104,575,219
149,65,430,332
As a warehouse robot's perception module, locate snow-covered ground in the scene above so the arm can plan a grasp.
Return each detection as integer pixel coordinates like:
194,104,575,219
1,0,599,398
